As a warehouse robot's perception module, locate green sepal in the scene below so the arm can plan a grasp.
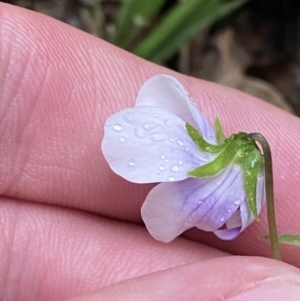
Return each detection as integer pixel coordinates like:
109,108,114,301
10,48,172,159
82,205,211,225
238,146,263,220
186,117,264,220
188,135,244,177
215,117,226,144
185,123,225,154
262,234,300,247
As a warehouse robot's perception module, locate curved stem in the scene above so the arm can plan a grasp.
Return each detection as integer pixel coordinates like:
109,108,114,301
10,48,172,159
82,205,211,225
247,133,281,261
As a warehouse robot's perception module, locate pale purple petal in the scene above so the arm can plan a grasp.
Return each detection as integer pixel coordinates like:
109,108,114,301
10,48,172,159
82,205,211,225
214,171,265,240
214,210,242,240
102,106,214,183
135,75,216,143
141,165,245,242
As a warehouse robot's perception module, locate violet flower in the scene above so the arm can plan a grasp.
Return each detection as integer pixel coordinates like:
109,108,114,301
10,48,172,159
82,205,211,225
101,75,265,242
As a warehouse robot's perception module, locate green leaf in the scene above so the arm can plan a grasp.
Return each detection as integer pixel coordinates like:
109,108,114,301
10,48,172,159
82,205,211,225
188,138,242,177
113,0,166,48
133,0,248,62
262,234,300,247
215,117,226,144
186,123,224,153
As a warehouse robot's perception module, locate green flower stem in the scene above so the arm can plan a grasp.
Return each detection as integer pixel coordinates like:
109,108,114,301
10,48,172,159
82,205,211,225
247,133,281,261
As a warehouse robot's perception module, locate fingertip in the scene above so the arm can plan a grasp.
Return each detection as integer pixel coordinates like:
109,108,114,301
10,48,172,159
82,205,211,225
67,256,300,301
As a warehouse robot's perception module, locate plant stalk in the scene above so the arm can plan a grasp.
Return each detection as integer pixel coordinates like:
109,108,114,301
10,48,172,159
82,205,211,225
247,133,281,261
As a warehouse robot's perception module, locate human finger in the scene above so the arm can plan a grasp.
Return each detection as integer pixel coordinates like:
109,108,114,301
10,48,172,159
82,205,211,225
67,256,300,301
0,197,225,301
1,3,300,264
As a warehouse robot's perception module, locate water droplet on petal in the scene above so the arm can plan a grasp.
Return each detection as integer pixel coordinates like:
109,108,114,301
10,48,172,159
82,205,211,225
135,128,145,138
156,106,160,110
178,160,183,165
165,158,169,163
142,123,155,130
227,209,232,213
168,176,175,182
176,139,184,146
150,133,164,142
123,114,138,125
120,136,126,142
234,198,241,205
165,119,172,127
198,200,202,205
170,164,179,173
153,113,158,118
169,137,174,142
161,154,166,160
113,124,122,132
129,159,135,166
185,147,189,152
159,165,165,171
220,216,225,222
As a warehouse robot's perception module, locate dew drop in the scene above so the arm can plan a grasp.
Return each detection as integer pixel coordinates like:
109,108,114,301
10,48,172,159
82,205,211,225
150,133,164,142
113,124,122,132
234,198,241,205
165,119,172,127
153,113,158,118
178,160,183,165
142,123,155,130
220,216,225,222
129,159,135,166
135,128,145,138
159,165,165,171
170,164,179,173
123,114,137,125
198,200,202,205
169,137,174,142
161,154,166,160
227,209,232,213
184,146,189,152
168,176,175,182
120,136,126,142
176,139,184,146
165,158,169,163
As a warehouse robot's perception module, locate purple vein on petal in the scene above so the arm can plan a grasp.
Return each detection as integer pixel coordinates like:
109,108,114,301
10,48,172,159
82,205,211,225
178,166,242,233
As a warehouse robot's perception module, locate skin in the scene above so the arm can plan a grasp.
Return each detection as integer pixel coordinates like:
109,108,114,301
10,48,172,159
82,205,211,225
1,3,300,300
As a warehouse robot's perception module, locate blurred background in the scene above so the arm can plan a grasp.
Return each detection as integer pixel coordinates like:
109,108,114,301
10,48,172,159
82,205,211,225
4,0,300,116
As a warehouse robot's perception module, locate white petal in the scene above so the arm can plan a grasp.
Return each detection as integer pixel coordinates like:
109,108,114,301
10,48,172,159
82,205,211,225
141,165,245,243
102,106,213,183
135,75,216,143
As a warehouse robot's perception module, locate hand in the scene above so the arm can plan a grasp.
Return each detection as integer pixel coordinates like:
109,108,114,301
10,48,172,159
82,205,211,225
1,3,300,301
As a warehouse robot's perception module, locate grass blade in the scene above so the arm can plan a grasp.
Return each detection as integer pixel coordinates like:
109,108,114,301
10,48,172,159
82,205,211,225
133,0,248,62
113,0,166,48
